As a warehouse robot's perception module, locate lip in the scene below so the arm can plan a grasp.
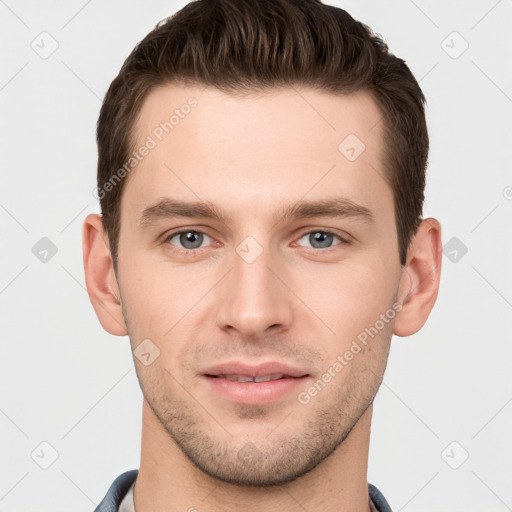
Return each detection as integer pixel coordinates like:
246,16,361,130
201,361,311,405
203,361,308,379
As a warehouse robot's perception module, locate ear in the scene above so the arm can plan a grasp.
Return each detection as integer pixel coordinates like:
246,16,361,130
82,213,128,336
394,218,442,337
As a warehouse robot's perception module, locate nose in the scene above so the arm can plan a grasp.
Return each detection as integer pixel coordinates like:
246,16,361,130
215,241,294,339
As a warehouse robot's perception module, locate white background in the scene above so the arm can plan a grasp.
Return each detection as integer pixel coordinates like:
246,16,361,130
1,1,511,510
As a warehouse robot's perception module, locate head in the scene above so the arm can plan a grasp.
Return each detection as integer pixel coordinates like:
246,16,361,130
84,0,441,487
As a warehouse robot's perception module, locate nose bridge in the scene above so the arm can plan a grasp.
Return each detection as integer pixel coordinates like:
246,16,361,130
216,235,293,336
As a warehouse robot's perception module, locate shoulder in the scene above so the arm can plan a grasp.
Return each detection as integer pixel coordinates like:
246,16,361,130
369,482,393,512
93,469,139,512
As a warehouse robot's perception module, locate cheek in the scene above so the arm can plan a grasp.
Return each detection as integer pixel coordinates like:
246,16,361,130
119,259,216,338
294,257,398,338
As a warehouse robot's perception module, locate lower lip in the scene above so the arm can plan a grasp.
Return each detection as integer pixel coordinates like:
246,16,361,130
202,375,310,405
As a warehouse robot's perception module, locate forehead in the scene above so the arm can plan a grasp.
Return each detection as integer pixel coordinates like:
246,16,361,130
122,83,391,226
132,84,384,159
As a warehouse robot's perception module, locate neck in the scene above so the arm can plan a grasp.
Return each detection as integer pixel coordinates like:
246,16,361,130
134,400,373,512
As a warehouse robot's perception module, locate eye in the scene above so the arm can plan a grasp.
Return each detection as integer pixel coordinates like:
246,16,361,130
163,228,348,254
296,230,347,250
165,230,213,251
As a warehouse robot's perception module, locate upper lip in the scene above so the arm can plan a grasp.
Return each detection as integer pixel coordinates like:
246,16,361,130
202,361,309,378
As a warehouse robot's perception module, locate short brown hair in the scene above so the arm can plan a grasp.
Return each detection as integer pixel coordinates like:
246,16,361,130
97,0,428,270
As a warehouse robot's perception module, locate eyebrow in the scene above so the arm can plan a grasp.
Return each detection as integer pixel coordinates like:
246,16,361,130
139,197,374,228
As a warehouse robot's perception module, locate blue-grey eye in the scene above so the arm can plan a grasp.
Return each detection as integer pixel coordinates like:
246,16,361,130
297,231,342,249
168,231,211,250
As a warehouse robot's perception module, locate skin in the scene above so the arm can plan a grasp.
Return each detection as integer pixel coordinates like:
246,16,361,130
83,84,442,512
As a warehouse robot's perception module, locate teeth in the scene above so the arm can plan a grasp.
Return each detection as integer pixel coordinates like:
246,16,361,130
221,373,285,382
254,374,285,382
224,374,254,382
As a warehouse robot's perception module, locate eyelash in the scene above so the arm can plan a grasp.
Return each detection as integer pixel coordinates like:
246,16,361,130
163,228,350,254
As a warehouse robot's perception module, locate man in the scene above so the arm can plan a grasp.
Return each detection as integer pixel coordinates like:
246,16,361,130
83,0,442,510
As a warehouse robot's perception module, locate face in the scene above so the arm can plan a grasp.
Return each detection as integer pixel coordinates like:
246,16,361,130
116,84,404,485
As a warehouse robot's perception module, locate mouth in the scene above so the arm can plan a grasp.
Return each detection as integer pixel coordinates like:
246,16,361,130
201,362,311,405
207,373,297,383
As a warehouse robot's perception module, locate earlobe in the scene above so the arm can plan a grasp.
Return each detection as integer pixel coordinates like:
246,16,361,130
82,213,128,336
393,218,442,337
